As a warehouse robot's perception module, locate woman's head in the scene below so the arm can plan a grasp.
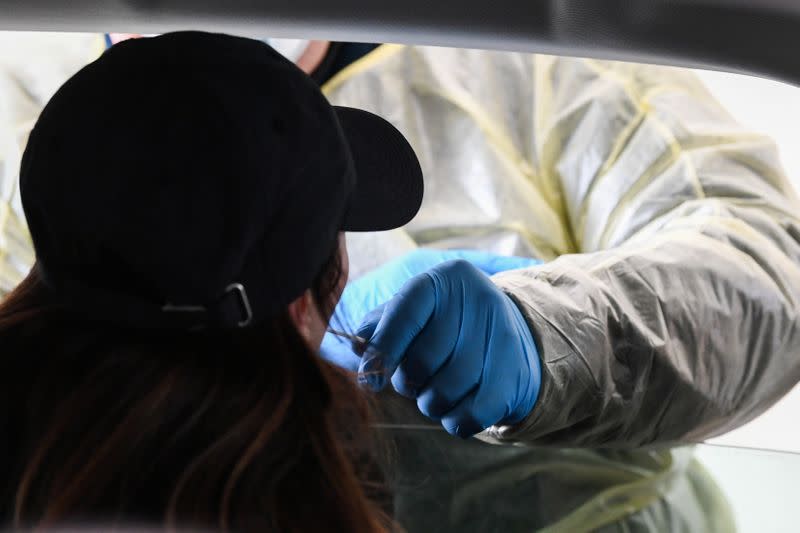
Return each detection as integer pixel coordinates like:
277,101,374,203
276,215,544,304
20,31,421,332
2,31,422,531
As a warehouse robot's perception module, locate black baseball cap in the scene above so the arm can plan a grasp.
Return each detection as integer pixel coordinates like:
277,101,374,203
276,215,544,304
20,31,423,329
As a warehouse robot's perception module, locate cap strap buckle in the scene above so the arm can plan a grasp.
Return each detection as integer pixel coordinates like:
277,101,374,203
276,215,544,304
162,282,253,329
223,283,253,328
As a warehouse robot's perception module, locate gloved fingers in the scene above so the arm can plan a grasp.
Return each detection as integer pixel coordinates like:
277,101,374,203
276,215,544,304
439,382,508,439
388,301,463,398
390,368,419,399
414,345,484,419
322,303,393,373
353,303,386,352
438,348,513,438
357,273,437,391
390,343,459,399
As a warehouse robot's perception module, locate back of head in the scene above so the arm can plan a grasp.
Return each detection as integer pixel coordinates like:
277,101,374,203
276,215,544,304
0,30,424,533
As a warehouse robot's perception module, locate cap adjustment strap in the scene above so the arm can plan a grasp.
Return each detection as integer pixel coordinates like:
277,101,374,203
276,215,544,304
162,282,253,329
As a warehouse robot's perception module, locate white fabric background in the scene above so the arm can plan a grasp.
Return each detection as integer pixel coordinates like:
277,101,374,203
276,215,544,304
697,70,800,454
696,70,800,533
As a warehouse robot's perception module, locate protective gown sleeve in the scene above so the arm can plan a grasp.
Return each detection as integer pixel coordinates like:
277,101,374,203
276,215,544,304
488,57,800,447
0,32,103,295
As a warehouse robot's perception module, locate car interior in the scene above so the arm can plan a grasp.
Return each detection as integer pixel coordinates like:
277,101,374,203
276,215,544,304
2,1,800,531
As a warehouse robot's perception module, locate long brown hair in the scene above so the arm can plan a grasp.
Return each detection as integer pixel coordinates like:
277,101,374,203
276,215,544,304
0,249,392,532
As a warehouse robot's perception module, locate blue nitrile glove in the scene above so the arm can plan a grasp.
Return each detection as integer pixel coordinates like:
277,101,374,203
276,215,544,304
356,259,541,438
321,249,540,371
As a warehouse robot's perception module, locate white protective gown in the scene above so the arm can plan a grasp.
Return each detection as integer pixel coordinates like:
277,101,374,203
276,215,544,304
324,44,800,446
4,34,799,531
323,44,800,531
0,32,105,293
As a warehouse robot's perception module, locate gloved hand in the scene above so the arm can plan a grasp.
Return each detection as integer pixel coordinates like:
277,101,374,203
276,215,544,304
356,259,542,438
321,249,540,370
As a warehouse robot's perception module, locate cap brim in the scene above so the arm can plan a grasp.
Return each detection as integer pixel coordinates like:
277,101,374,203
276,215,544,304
335,107,424,232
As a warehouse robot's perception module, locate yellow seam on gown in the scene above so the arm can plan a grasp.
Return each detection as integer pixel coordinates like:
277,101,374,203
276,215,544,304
324,45,568,257
411,82,566,255
322,44,406,96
